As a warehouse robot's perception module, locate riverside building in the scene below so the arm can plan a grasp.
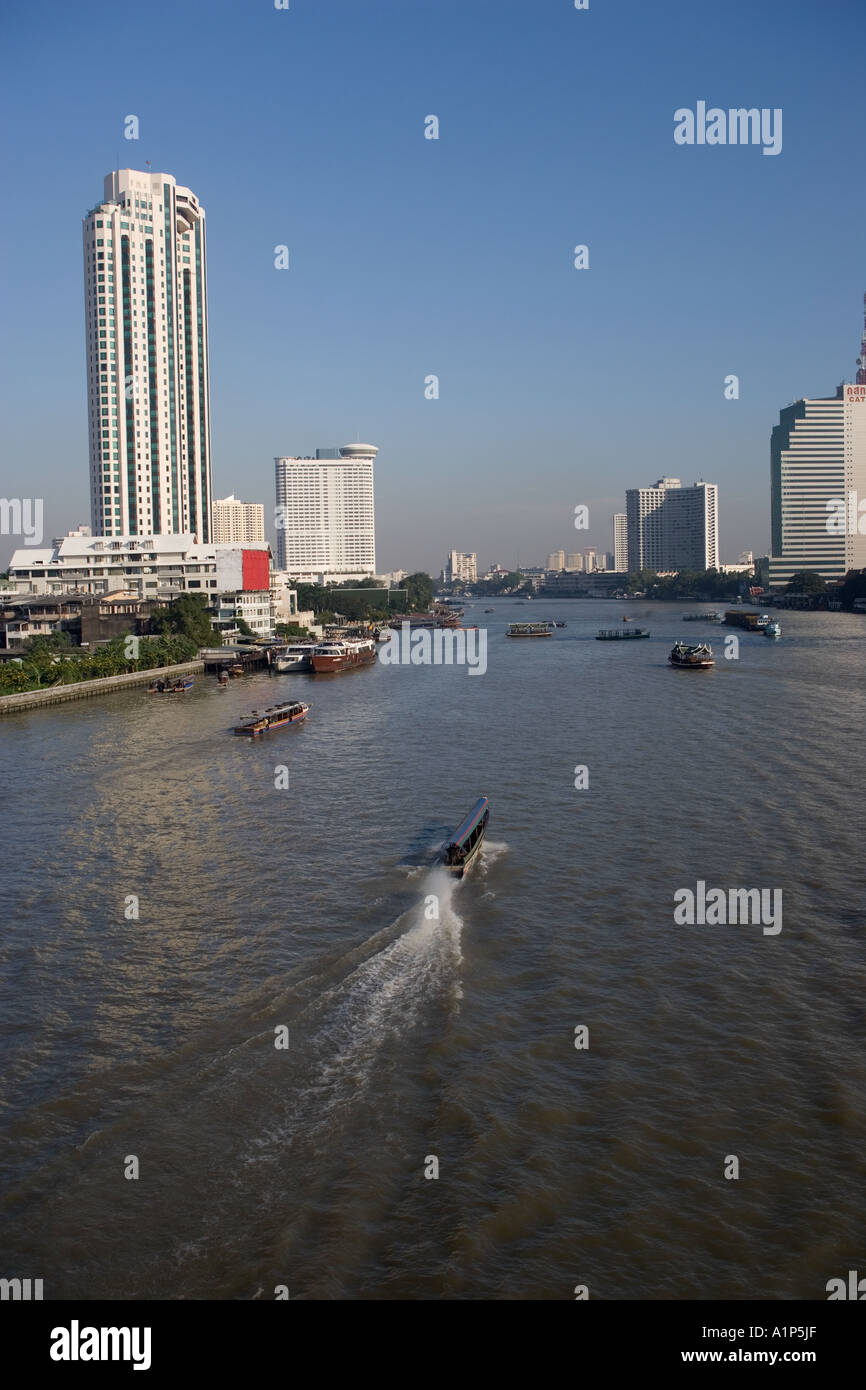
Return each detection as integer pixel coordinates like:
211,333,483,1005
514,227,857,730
82,169,213,540
768,385,866,586
625,479,719,572
274,444,377,583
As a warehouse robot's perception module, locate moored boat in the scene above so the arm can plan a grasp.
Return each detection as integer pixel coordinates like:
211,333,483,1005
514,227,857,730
234,700,310,737
669,641,714,668
439,797,490,878
310,638,377,673
274,644,314,672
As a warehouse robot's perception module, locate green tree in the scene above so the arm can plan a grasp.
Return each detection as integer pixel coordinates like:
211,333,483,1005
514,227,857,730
787,570,826,594
148,593,220,645
405,571,434,611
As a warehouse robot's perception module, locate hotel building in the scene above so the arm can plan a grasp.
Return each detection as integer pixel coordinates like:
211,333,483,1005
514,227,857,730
82,169,213,540
274,444,377,582
625,479,719,573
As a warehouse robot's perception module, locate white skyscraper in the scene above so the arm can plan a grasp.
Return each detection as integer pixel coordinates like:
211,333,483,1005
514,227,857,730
83,169,213,540
274,444,377,581
769,386,866,585
613,514,628,571
626,479,718,572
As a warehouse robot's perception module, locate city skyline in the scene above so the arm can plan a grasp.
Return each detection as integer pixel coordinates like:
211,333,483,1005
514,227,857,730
2,1,866,573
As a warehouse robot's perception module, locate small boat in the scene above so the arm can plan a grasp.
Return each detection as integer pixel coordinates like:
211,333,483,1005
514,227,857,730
669,641,714,669
439,797,490,878
596,627,650,640
217,669,229,687
507,622,553,638
484,608,495,614
148,674,195,693
622,616,632,622
764,620,781,639
229,663,245,677
274,644,314,672
234,700,310,737
553,621,567,628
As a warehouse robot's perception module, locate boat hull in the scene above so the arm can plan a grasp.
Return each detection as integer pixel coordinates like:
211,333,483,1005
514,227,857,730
311,650,376,673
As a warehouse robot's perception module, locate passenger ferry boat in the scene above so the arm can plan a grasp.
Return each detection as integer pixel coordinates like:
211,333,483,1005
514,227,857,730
439,797,490,878
310,638,377,673
669,641,714,669
234,700,310,737
274,644,314,672
596,627,650,640
506,621,553,638
147,674,195,693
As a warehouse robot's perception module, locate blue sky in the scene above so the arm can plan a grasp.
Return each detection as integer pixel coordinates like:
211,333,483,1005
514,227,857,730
1,0,865,571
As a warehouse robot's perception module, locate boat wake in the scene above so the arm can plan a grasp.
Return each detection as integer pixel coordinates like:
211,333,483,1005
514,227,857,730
244,868,465,1161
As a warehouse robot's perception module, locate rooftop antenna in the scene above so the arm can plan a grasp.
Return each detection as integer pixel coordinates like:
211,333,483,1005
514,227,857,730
856,290,866,386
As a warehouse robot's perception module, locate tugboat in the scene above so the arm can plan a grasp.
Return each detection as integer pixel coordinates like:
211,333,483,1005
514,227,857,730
439,797,490,878
669,641,714,669
234,700,310,737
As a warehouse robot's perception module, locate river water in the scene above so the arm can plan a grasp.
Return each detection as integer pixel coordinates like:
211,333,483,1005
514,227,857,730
1,599,865,1299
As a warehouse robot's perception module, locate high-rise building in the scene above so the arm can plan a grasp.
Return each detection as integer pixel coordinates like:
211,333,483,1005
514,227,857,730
83,169,213,540
583,547,597,572
565,552,584,571
613,514,628,571
768,385,866,586
274,444,377,581
625,478,718,572
212,495,265,544
445,551,477,583
546,549,565,571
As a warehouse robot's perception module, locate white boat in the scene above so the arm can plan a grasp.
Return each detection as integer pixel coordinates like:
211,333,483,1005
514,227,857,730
274,644,314,672
764,620,781,639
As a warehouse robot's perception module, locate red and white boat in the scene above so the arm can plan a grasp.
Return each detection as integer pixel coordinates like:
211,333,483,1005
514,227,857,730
310,638,377,673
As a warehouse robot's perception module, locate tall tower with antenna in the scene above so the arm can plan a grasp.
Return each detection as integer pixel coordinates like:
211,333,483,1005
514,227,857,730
857,290,866,386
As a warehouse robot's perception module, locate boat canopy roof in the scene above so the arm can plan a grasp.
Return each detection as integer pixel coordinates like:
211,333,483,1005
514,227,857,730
448,796,489,847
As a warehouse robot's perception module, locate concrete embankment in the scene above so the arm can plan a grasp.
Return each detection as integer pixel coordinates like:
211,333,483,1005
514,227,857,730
0,660,205,716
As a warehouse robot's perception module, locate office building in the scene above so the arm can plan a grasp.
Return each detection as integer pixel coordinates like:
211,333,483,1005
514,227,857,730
768,384,866,586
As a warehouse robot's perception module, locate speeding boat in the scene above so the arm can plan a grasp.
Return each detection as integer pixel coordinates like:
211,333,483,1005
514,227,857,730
439,797,490,878
234,700,310,737
669,641,714,669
